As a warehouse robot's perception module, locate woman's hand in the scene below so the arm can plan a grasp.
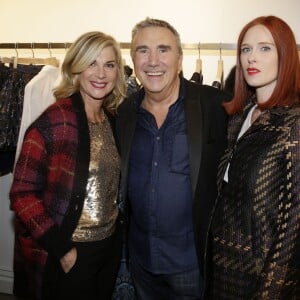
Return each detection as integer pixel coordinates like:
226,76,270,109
60,247,77,273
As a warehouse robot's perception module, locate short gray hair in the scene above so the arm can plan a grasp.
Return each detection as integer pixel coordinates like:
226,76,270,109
131,17,183,56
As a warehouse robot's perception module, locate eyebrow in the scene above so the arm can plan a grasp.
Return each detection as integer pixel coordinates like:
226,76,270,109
135,44,172,51
241,41,274,47
158,44,172,50
135,45,148,51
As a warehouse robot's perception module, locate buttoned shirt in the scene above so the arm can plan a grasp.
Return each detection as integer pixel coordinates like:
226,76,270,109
128,80,198,274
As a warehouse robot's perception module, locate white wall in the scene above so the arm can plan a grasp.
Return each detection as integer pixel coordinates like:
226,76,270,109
0,0,299,294
1,0,299,83
1,0,299,42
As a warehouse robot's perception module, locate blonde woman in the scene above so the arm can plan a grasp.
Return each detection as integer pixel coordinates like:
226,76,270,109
10,31,126,300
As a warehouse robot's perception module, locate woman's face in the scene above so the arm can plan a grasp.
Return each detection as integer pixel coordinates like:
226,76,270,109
79,46,118,104
240,24,278,103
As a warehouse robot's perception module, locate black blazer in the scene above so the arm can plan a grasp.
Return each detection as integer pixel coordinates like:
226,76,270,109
116,78,230,275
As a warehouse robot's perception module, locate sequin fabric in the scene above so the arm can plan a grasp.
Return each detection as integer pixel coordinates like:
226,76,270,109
72,115,120,242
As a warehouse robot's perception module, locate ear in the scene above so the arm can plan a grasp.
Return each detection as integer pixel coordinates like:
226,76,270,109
178,54,183,71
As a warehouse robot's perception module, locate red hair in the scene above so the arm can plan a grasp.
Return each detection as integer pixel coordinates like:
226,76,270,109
225,15,300,115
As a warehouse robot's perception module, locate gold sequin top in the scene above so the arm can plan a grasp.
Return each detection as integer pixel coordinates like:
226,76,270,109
72,115,120,242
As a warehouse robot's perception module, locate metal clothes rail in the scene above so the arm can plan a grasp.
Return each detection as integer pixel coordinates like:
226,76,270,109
0,42,238,51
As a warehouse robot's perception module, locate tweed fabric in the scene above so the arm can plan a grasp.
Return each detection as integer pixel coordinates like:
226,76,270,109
208,103,300,299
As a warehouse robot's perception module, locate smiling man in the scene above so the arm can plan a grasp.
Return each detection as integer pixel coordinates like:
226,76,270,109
116,18,231,300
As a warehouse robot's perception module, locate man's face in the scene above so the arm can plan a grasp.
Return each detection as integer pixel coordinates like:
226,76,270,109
131,26,182,97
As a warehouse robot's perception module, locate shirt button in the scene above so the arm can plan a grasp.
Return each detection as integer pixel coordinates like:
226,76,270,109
154,161,158,167
75,204,78,211
156,136,160,140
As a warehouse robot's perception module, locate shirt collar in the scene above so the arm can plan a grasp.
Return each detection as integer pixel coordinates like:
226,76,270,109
133,75,185,111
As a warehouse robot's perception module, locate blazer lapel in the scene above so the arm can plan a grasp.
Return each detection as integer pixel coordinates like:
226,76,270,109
119,103,137,188
185,82,203,198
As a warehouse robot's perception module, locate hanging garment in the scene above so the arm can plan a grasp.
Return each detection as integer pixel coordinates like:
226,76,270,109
190,58,203,84
124,65,140,96
223,65,236,96
0,64,42,176
190,71,203,84
15,65,61,164
211,59,224,89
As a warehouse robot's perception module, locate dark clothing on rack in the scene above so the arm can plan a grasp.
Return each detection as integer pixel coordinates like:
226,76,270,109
223,65,236,96
126,77,140,97
190,71,203,85
124,65,140,97
212,80,222,89
0,63,42,175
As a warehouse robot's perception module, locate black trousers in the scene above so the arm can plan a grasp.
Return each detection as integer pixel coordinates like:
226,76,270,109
42,227,122,300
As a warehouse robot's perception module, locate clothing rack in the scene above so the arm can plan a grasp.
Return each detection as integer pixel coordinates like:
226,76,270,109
0,42,236,50
1,42,299,53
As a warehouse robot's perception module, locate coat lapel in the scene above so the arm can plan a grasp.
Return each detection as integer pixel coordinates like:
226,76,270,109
119,102,137,189
184,81,203,197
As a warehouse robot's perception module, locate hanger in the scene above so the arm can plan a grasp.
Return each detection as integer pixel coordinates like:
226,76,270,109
195,43,202,73
189,42,203,84
7,42,60,67
0,56,14,64
45,42,60,67
211,45,224,89
18,56,60,67
0,56,20,70
215,46,224,83
11,43,18,68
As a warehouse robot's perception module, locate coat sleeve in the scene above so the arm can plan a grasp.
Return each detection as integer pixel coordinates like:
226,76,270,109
10,126,74,260
254,116,300,298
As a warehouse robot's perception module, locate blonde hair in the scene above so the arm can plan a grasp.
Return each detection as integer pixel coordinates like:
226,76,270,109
54,31,126,112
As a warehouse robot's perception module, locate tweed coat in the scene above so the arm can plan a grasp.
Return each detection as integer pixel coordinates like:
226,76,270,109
207,102,300,299
10,93,116,299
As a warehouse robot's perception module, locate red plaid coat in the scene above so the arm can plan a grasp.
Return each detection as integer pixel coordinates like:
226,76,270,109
10,93,115,299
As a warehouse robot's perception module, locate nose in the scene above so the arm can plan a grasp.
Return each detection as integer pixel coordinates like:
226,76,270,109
95,65,106,78
247,50,257,64
148,50,159,66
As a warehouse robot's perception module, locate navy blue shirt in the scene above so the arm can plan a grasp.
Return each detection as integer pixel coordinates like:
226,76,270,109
128,80,198,274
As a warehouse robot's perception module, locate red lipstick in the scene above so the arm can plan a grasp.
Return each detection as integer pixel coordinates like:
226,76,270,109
247,68,260,75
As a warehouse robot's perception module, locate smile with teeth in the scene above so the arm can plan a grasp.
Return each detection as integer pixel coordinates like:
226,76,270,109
146,71,164,76
91,81,106,88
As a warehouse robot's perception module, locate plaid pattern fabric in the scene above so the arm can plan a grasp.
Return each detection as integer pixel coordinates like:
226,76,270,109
10,94,90,299
208,104,300,299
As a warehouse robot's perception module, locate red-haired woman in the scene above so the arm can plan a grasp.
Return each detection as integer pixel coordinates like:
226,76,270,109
206,15,300,299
